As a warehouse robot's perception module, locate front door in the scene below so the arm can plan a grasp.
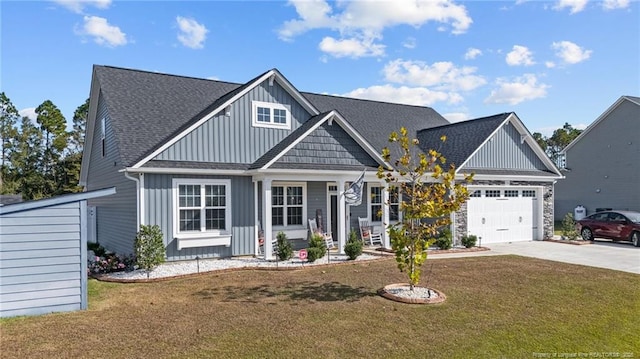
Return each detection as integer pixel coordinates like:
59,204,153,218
330,194,338,237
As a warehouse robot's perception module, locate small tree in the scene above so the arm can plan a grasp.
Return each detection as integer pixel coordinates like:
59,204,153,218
344,229,363,260
561,213,580,241
307,233,327,262
377,127,472,290
134,225,165,278
276,231,293,261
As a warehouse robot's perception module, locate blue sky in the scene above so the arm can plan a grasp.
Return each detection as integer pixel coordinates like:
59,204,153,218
2,0,638,136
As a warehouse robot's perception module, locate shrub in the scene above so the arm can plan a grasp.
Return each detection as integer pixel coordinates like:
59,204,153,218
307,232,327,262
88,242,106,257
561,213,580,241
276,231,293,261
344,229,363,260
87,243,134,275
134,225,165,277
434,228,453,250
461,234,478,248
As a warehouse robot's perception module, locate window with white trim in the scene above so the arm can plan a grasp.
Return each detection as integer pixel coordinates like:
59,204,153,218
173,179,231,237
470,190,481,198
522,190,536,197
504,190,519,197
101,118,106,157
272,184,305,226
485,190,501,198
369,185,402,222
370,186,382,222
252,101,291,129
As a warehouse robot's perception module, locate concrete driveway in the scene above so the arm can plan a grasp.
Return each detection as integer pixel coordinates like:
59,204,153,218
429,240,639,274
485,240,640,274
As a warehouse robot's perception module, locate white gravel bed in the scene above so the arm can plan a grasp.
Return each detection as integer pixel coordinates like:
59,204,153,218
386,286,438,300
102,252,381,280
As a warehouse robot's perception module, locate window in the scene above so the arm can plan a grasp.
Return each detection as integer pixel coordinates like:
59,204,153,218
485,190,501,198
522,190,536,197
389,187,401,222
272,184,305,226
470,190,481,198
173,179,231,237
370,186,382,222
101,118,106,157
505,190,519,197
252,101,290,129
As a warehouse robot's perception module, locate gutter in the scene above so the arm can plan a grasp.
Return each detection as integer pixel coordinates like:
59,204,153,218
123,171,143,229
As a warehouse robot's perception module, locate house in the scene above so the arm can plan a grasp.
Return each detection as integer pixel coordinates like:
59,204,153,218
554,96,640,220
0,187,115,317
79,66,562,261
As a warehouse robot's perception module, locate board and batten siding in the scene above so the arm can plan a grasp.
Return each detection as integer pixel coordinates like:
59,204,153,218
465,122,547,170
554,99,640,220
143,174,254,261
154,80,312,164
274,122,379,168
86,91,138,255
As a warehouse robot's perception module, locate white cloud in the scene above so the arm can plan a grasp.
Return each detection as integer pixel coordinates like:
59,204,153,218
319,36,385,58
76,16,127,47
383,59,486,91
552,41,592,64
19,107,37,121
464,47,482,60
553,0,588,13
545,61,556,68
506,45,535,66
484,74,549,105
176,16,208,49
602,0,630,9
402,37,417,49
442,112,469,123
342,85,463,107
279,0,472,58
52,0,111,14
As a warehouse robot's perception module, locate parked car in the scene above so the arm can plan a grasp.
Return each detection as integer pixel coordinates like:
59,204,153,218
576,210,640,246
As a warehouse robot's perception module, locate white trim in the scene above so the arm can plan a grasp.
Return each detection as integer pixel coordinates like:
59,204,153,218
79,70,102,187
326,183,338,239
0,187,116,215
563,96,639,154
124,172,140,230
261,110,390,170
171,178,232,247
131,69,320,169
100,118,106,157
251,101,291,130
456,173,561,182
121,167,246,175
139,173,145,226
270,181,307,229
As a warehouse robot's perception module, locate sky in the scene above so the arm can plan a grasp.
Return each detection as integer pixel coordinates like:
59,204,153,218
1,0,639,137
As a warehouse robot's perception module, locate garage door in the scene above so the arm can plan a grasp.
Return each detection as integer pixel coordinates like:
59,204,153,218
467,188,539,244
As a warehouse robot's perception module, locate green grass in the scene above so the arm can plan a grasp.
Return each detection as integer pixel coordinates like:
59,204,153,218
1,255,638,358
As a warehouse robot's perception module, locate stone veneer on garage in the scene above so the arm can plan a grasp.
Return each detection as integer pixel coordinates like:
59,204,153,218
454,181,554,245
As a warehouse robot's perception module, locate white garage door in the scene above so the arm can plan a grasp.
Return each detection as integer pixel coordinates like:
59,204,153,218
467,188,539,244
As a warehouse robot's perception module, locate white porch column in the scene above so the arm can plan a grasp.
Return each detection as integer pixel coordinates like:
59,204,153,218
337,178,346,254
382,181,391,249
262,178,274,260
254,180,259,256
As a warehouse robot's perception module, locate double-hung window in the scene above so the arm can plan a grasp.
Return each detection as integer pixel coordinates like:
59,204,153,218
370,185,401,222
272,183,305,226
252,101,291,130
173,179,231,239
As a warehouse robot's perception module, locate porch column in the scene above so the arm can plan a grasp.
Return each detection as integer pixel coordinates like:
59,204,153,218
337,178,346,254
262,178,274,260
254,180,259,256
382,181,391,249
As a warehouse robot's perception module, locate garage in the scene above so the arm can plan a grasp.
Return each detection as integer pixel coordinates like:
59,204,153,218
466,187,541,244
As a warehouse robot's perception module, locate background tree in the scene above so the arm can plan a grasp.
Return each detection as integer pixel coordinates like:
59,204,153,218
35,100,68,195
533,123,582,166
0,92,19,185
6,116,45,199
377,127,472,290
70,98,89,153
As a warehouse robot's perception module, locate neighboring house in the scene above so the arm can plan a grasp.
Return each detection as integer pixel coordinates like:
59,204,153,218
0,187,115,318
555,96,640,220
79,66,562,261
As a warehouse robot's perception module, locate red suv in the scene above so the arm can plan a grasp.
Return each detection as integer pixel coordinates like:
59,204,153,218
576,210,640,246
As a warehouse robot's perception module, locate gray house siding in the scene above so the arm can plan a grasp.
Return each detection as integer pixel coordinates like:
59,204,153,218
0,202,87,318
464,122,547,170
555,99,640,220
143,174,254,261
85,92,137,255
154,80,312,164
275,122,379,168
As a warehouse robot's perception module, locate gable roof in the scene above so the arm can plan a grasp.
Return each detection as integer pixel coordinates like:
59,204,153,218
562,95,640,154
417,112,562,177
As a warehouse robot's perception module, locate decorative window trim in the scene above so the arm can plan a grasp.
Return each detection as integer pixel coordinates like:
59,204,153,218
252,101,291,130
271,182,306,228
369,184,402,224
172,178,232,249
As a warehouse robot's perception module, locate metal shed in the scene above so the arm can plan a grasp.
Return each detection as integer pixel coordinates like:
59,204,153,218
0,187,115,318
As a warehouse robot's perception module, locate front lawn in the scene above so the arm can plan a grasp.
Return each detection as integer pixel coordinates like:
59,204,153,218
1,255,638,358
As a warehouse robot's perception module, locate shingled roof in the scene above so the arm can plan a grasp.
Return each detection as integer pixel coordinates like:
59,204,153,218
416,113,511,169
93,65,449,169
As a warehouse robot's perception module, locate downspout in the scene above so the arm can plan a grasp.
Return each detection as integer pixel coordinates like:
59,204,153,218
124,171,141,230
